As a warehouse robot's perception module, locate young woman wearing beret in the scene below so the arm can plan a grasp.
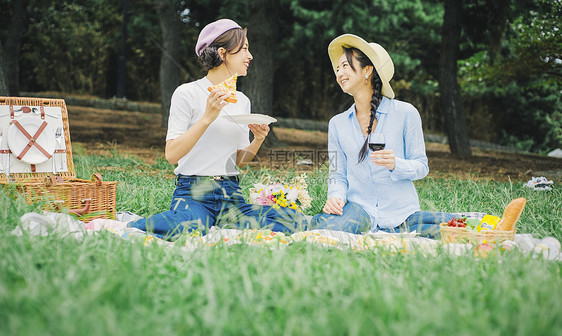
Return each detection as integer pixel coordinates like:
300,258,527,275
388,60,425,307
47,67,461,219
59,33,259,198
127,19,307,239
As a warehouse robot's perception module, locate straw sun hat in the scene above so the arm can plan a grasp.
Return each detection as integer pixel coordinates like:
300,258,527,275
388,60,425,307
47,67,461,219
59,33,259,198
328,34,395,99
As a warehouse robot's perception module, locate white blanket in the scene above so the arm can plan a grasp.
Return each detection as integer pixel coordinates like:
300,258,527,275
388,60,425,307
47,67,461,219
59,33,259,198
10,211,561,261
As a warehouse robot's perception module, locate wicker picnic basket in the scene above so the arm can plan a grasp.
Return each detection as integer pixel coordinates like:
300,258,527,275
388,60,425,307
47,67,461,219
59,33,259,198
0,96,116,222
439,223,516,245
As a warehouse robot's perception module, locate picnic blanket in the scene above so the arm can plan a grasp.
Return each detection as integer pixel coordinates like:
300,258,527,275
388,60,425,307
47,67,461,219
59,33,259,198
10,211,562,261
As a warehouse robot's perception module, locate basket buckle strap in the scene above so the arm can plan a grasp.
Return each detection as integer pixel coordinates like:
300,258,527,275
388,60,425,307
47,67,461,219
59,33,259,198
12,120,53,161
44,175,64,186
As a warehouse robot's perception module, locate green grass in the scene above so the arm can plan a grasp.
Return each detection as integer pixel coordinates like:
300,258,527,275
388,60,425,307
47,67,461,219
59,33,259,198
1,153,561,335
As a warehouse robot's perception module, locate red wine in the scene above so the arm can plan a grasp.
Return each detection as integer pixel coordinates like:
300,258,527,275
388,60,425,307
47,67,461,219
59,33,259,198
369,143,385,151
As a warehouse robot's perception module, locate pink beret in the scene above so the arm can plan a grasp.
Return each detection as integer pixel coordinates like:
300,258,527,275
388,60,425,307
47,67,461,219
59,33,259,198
195,19,242,57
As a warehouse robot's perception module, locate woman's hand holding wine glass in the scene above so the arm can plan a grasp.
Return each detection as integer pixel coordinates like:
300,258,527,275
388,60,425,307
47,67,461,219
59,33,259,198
369,133,395,170
368,133,385,151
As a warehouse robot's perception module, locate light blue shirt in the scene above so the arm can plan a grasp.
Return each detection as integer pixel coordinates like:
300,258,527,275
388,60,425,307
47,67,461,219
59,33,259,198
327,97,429,229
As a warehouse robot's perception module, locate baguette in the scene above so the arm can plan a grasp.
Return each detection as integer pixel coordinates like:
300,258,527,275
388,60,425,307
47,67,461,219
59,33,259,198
495,197,526,231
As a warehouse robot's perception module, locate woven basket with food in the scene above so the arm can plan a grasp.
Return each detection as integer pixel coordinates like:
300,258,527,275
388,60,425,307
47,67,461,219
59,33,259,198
440,198,526,245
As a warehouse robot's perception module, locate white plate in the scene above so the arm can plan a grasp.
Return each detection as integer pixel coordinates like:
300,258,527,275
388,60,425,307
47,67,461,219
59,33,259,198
7,116,56,164
222,114,277,125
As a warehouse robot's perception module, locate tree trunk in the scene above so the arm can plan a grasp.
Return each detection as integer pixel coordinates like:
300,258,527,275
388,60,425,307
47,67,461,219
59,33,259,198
246,0,279,146
3,0,29,96
154,0,182,128
487,0,511,65
116,0,128,98
0,41,8,95
439,0,472,157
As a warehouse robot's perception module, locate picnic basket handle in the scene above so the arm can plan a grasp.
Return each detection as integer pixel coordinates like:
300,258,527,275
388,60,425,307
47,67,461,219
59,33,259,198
91,173,103,186
68,198,91,216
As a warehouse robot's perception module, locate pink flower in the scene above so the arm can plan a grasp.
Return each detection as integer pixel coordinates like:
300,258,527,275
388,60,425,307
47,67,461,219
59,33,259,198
253,189,275,206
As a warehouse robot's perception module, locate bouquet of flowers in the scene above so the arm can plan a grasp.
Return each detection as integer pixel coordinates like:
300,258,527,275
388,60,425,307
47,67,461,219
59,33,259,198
249,173,312,212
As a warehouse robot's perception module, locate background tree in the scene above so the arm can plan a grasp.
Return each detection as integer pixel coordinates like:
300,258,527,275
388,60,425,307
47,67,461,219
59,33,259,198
3,0,559,153
20,0,119,96
1,0,29,95
245,0,279,145
0,42,8,95
245,0,277,116
116,0,129,98
439,0,471,157
458,0,562,153
154,0,182,127
279,0,445,121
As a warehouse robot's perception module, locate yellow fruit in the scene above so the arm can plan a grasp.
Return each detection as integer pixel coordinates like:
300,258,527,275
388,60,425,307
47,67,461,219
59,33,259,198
477,215,501,232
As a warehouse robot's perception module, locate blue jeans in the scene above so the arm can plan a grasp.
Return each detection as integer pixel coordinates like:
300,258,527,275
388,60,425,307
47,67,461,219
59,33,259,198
309,202,371,234
379,211,455,238
310,201,454,238
128,175,308,239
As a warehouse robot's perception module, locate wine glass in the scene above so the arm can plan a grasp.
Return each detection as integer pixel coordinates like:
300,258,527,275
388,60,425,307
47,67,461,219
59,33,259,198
368,133,386,151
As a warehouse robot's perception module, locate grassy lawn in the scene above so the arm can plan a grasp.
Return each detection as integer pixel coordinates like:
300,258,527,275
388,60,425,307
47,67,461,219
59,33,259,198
1,153,561,335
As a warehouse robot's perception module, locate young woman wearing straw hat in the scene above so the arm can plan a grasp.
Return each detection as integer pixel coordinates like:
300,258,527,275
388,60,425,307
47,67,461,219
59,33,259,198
309,34,453,237
123,19,307,238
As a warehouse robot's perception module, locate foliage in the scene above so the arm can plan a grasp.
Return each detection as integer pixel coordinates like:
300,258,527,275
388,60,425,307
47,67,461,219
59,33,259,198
458,1,562,153
274,0,444,119
3,0,561,151
20,0,118,95
18,0,196,101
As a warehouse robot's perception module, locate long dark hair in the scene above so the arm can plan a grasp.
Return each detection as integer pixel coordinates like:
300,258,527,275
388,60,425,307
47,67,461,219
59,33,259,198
198,28,247,71
343,47,383,163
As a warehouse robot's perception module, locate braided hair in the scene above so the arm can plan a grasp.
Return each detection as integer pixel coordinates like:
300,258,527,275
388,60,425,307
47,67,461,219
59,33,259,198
343,47,383,163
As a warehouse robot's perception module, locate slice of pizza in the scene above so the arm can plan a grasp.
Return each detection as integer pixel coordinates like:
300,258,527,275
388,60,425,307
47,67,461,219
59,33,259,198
207,73,238,103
